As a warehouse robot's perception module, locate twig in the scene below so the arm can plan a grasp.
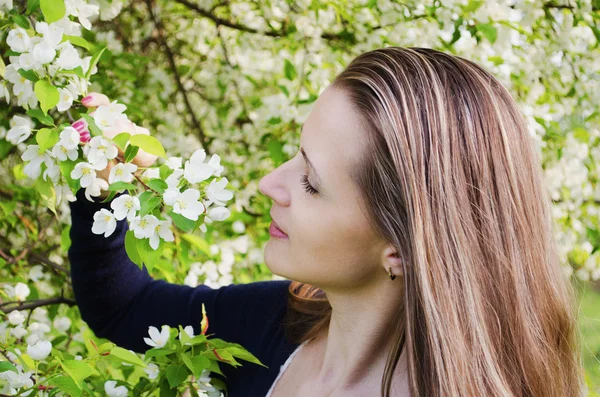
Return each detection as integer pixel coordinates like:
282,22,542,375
172,0,348,41
144,0,209,151
0,296,76,313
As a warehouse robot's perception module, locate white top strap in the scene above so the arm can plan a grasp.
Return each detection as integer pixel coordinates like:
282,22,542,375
264,337,314,397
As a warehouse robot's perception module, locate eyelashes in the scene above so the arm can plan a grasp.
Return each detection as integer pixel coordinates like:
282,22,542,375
300,174,318,195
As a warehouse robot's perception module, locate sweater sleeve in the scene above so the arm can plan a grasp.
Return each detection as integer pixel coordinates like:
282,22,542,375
67,188,293,359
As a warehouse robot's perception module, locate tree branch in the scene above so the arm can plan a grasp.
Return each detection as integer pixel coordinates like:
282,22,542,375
0,296,76,313
172,0,349,41
145,0,210,150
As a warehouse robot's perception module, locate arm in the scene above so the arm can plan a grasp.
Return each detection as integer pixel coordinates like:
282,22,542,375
68,188,292,355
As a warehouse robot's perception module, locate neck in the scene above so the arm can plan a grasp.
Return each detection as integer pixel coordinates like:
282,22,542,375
312,276,409,394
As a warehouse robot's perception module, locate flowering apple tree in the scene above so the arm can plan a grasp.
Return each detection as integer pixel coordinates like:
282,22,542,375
1,0,600,394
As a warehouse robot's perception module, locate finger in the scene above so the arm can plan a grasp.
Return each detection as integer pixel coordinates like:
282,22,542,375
81,92,110,108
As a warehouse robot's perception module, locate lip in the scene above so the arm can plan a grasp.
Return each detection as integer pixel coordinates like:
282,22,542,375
269,221,288,239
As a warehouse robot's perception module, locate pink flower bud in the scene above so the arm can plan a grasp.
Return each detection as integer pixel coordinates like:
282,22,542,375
79,130,91,143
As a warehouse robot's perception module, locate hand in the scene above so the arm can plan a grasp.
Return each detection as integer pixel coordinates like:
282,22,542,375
78,92,159,199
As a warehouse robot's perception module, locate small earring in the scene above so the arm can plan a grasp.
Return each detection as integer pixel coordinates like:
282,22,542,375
388,267,396,281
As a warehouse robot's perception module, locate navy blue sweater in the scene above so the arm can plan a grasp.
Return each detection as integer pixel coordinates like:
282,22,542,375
67,188,300,396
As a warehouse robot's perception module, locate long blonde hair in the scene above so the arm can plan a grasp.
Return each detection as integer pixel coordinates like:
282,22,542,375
283,47,584,397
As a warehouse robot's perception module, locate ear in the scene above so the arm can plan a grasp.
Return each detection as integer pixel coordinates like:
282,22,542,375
382,245,403,279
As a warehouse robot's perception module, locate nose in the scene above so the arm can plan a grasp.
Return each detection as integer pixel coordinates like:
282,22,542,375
258,162,292,207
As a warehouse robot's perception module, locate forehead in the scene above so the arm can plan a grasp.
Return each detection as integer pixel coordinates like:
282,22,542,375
301,87,366,187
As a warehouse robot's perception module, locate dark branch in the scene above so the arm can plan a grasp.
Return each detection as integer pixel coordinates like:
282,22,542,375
145,0,209,150
0,297,76,313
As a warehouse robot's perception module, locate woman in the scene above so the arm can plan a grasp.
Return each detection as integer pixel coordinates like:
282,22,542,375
69,47,584,397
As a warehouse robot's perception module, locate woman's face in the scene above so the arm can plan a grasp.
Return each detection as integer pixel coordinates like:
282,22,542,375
258,87,388,290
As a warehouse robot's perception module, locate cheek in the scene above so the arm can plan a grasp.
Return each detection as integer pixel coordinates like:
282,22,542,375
288,205,379,286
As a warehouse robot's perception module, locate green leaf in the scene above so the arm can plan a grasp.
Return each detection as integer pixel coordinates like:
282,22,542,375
226,346,266,367
63,35,91,51
267,137,285,166
108,181,137,191
112,132,131,150
140,195,161,217
0,56,5,78
80,113,102,137
59,359,93,388
101,190,117,203
36,178,56,215
181,234,211,256
130,134,166,159
125,230,143,268
168,210,195,233
111,346,146,367
477,23,497,43
27,108,55,126
124,144,139,163
189,355,210,378
47,375,81,397
0,362,17,373
18,68,39,83
137,238,162,272
147,178,168,194
10,13,30,29
284,59,296,80
144,347,173,359
61,224,71,251
85,47,107,79
34,80,60,115
59,66,85,78
165,364,189,389
59,159,78,190
26,0,40,15
40,0,66,23
36,128,58,152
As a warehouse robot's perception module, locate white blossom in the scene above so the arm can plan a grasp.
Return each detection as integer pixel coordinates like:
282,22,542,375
53,316,71,332
56,183,77,206
183,149,216,183
207,206,230,222
165,168,183,188
130,215,160,239
232,220,245,234
173,189,205,221
10,325,28,339
14,283,30,301
144,363,159,380
6,115,32,145
143,325,170,348
71,162,96,187
84,177,109,202
104,380,128,397
21,145,45,180
111,194,140,221
149,219,174,250
57,87,75,112
165,156,182,170
8,311,25,326
86,136,118,170
27,340,52,360
92,209,117,237
178,325,194,346
52,127,80,161
163,187,179,206
108,162,137,184
7,28,32,53
92,101,127,130
205,178,233,207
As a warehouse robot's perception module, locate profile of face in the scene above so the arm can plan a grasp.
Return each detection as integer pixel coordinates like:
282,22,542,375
258,86,397,291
